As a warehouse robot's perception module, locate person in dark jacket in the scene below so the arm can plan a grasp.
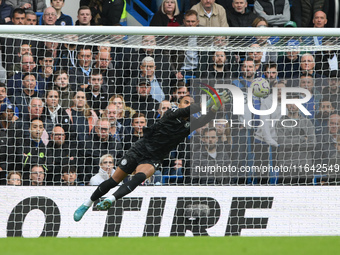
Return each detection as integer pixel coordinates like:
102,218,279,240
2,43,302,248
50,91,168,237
79,0,124,25
254,0,290,27
126,78,159,124
46,125,77,185
80,117,122,184
227,0,258,27
150,0,184,26
291,0,328,27
0,0,12,24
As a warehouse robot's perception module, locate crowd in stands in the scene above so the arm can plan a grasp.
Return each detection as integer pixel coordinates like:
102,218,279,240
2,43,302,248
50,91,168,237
0,0,340,186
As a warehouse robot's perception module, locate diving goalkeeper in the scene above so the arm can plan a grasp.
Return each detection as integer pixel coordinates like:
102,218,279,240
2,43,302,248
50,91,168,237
74,93,229,222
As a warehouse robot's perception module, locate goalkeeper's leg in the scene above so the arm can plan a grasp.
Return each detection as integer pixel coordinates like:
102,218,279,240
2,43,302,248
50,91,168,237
96,164,154,210
73,168,128,222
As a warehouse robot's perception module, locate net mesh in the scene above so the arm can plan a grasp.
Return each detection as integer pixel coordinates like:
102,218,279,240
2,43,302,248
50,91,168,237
0,30,339,187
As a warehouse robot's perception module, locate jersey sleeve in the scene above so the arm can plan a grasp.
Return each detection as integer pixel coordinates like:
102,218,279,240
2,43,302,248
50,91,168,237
190,109,216,131
163,103,201,120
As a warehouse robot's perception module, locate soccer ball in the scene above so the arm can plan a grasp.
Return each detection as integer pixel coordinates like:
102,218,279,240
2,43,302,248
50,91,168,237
250,78,270,98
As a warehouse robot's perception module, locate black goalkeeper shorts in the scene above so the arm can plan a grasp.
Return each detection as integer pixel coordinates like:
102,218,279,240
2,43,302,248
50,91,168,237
117,149,162,174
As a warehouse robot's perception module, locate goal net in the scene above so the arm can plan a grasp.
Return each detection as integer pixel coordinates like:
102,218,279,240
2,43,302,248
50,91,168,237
1,26,340,237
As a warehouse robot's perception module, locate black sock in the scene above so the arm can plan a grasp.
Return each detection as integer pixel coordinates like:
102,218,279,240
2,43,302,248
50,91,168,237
90,178,118,201
113,172,147,200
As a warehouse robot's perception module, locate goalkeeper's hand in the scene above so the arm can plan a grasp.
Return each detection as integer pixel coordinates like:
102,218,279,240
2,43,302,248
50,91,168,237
207,91,230,111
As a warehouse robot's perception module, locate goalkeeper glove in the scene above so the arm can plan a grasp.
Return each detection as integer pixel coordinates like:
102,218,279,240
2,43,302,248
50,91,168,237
207,91,230,111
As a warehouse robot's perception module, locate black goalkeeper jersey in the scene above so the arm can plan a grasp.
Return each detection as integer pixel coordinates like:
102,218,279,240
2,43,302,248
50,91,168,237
130,103,216,161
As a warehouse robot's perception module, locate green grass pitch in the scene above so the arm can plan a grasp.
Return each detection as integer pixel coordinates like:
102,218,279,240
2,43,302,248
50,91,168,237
1,236,339,255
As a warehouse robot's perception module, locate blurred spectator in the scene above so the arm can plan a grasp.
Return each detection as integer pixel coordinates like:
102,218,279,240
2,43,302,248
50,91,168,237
154,100,171,123
24,10,36,24
247,44,264,76
53,70,75,108
254,0,290,27
10,7,25,24
162,158,184,184
322,71,340,110
276,94,316,180
14,73,42,117
89,154,115,186
251,16,279,47
66,90,98,143
37,50,54,91
93,48,121,95
232,58,256,87
227,0,258,27
313,96,335,135
191,127,231,184
170,81,189,106
315,40,340,78
202,50,235,80
126,78,159,123
0,82,19,120
85,69,108,117
293,53,327,88
75,5,92,26
175,10,202,80
28,165,45,186
263,63,279,86
59,35,78,72
317,114,340,168
0,0,12,24
82,118,122,183
41,6,57,25
70,45,93,86
43,89,70,132
46,125,77,185
277,39,301,79
0,102,16,183
61,165,78,186
108,94,135,120
123,112,147,151
129,35,174,84
50,0,73,26
250,42,277,67
302,11,327,46
11,97,50,142
16,118,48,173
300,74,322,119
129,56,168,103
150,0,184,26
7,53,40,98
7,43,32,77
6,0,46,12
104,102,126,141
191,0,229,27
313,10,328,28
79,0,125,26
291,0,328,27
7,171,21,185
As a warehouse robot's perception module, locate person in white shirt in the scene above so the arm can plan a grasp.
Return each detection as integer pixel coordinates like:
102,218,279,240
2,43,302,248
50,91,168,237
89,154,115,186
